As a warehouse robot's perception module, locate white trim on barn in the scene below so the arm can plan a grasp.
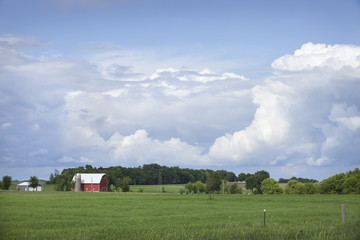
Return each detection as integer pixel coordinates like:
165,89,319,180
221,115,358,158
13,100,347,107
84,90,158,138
17,182,42,191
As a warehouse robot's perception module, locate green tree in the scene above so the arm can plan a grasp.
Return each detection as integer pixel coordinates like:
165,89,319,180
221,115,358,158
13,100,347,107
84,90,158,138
185,182,194,192
319,173,345,194
343,168,360,194
238,173,247,182
245,175,257,191
215,170,228,180
2,176,12,190
56,175,71,191
85,164,93,172
206,172,221,193
29,176,39,191
284,179,299,194
230,183,239,194
54,169,60,184
304,182,316,194
245,170,270,193
120,177,131,192
48,169,60,184
194,181,206,193
225,172,237,182
115,178,123,190
109,184,116,192
292,183,305,194
49,173,55,184
261,178,283,194
284,180,306,194
278,178,288,183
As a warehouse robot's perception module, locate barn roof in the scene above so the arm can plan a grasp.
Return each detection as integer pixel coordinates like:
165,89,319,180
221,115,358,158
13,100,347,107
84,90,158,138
17,182,42,186
72,173,106,184
17,182,30,186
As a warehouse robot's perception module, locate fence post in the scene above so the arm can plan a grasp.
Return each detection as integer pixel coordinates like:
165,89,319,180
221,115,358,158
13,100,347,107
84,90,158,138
341,204,346,223
264,209,266,228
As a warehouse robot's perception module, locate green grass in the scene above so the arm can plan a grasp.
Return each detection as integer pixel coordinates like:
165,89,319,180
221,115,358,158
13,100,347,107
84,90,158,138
0,191,359,240
131,184,184,193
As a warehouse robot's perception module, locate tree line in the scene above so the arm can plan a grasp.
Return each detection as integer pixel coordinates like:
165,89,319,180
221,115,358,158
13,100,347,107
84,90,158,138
50,164,241,191
278,176,318,183
50,164,322,192
259,168,360,194
2,165,358,194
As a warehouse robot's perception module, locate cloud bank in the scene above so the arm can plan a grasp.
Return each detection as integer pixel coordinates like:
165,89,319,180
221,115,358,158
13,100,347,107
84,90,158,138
1,38,359,180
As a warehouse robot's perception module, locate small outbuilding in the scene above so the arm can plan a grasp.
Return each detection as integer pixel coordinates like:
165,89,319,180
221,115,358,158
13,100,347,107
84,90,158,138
72,173,107,192
17,182,42,191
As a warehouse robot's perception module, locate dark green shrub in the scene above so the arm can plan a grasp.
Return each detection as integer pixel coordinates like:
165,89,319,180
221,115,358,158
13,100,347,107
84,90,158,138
230,183,238,194
2,176,11,190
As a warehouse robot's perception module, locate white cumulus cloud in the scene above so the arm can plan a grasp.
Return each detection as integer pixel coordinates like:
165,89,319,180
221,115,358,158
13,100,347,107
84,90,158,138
272,42,360,71
1,36,360,180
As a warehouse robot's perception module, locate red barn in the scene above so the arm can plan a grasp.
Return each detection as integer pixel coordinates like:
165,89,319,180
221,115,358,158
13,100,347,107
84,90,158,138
72,173,107,192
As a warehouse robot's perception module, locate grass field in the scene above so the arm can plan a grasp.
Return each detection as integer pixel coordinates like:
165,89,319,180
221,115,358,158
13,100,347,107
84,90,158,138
131,184,185,193
0,189,359,240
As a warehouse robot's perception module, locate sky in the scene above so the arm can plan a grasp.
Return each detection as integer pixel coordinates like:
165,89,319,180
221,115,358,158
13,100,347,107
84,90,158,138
0,0,360,181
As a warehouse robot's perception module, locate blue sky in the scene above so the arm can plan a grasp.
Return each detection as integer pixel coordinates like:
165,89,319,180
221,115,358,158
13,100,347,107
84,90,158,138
0,0,360,181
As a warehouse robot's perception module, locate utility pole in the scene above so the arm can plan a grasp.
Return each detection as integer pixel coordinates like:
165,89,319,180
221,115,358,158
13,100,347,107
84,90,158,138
157,169,162,192
222,180,225,194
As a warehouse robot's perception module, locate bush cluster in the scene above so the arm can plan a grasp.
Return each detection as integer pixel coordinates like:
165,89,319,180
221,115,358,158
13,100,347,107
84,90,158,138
260,168,360,195
319,168,360,194
185,181,206,193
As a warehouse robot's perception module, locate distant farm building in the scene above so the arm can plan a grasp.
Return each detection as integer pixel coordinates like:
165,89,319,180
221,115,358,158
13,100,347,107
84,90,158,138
17,182,42,191
72,173,107,192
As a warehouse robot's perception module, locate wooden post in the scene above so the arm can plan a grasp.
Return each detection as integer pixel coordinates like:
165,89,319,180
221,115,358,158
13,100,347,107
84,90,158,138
341,204,346,223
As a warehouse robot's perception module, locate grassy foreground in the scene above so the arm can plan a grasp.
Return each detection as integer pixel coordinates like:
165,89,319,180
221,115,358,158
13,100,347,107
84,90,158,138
0,191,359,240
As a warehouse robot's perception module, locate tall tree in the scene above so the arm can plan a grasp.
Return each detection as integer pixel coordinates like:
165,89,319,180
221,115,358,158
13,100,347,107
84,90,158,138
237,173,247,182
245,170,270,193
225,172,237,182
49,173,55,184
56,174,71,191
29,176,39,191
206,172,221,193
2,176,11,190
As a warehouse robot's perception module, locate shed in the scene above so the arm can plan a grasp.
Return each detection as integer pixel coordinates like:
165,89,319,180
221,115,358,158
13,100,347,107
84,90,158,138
17,182,42,191
72,173,107,192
